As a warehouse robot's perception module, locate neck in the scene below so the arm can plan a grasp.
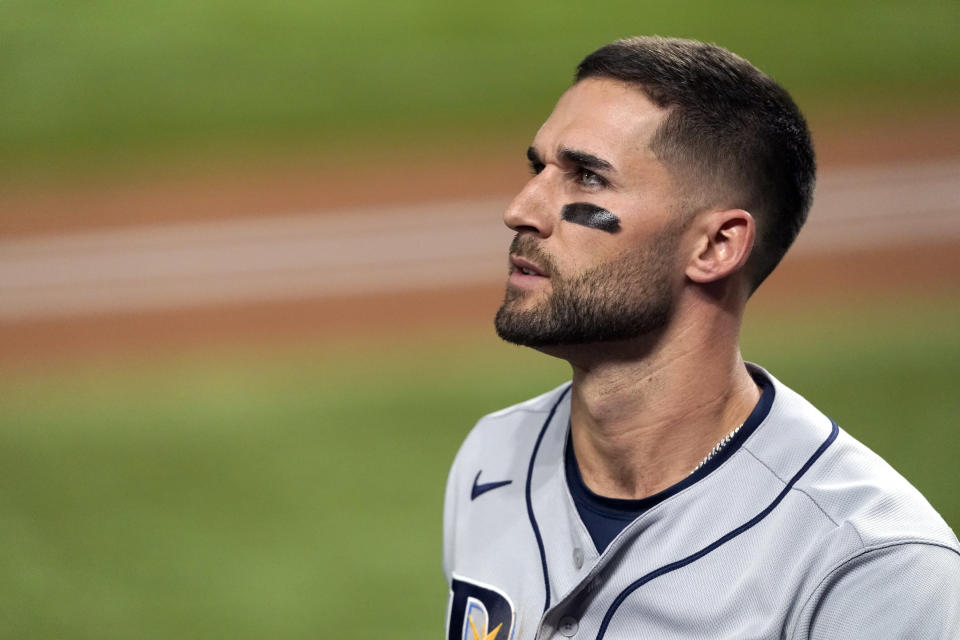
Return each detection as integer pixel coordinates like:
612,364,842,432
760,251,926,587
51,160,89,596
562,298,760,500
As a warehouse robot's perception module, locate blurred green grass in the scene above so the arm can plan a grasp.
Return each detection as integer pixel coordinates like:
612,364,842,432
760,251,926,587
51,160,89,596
2,0,959,174
1,295,957,638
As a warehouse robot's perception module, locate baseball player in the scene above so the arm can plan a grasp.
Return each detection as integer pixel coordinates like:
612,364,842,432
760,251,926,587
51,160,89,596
443,37,960,640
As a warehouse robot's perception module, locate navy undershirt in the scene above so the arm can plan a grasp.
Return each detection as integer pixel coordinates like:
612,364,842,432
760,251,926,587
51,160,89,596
565,371,774,553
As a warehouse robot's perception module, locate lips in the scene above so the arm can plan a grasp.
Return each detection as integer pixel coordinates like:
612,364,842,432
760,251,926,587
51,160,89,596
510,255,548,277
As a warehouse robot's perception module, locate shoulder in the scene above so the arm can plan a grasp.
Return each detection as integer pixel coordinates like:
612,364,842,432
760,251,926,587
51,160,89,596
479,382,573,422
747,364,958,554
790,542,960,639
451,382,572,472
442,382,571,579
746,366,960,638
799,426,958,550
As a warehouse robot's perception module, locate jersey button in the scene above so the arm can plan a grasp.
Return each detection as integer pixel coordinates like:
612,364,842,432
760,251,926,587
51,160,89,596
572,547,584,569
558,616,579,637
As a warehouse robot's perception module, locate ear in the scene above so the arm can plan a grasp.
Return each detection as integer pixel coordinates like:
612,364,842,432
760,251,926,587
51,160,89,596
685,209,755,284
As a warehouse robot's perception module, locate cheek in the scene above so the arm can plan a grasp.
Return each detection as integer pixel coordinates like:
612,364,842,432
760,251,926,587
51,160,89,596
560,202,621,234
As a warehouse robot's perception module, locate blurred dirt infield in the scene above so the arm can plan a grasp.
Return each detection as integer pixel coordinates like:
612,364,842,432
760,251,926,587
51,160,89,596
3,117,960,237
1,118,958,366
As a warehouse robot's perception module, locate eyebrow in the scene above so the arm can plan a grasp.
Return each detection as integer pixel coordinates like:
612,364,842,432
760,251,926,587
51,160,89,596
527,145,616,174
558,146,614,173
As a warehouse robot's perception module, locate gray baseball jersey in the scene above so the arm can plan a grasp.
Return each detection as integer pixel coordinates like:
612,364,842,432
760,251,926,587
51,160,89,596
443,364,960,639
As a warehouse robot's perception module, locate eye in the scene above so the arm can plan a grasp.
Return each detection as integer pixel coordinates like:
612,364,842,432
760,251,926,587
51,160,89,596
576,168,607,189
529,160,545,175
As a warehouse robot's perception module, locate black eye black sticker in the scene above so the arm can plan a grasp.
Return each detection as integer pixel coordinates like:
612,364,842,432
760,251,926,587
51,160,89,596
561,202,621,234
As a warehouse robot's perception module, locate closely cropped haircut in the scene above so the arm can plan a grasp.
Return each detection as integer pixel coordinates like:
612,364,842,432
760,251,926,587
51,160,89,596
576,36,816,291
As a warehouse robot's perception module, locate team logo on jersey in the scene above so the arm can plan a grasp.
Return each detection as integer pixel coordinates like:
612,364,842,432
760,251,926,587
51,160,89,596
447,574,516,640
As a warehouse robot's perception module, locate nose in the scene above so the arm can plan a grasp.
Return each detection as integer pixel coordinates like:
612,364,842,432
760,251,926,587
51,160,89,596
502,173,556,238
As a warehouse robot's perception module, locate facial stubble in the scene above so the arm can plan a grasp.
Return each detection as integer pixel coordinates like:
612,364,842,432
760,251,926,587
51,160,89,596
494,226,681,348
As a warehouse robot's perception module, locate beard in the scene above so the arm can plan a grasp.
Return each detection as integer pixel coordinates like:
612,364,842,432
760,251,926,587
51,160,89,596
494,229,680,348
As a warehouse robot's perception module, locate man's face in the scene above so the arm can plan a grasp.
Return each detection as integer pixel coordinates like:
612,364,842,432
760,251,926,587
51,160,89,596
494,77,690,348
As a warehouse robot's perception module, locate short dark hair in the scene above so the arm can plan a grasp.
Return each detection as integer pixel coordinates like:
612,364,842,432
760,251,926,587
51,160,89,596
576,36,815,291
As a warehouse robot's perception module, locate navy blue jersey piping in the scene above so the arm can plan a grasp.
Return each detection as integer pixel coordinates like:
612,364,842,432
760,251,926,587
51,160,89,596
594,420,840,639
526,384,571,615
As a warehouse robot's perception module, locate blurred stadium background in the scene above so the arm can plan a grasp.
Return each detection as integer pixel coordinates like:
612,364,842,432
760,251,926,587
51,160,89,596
1,2,958,638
